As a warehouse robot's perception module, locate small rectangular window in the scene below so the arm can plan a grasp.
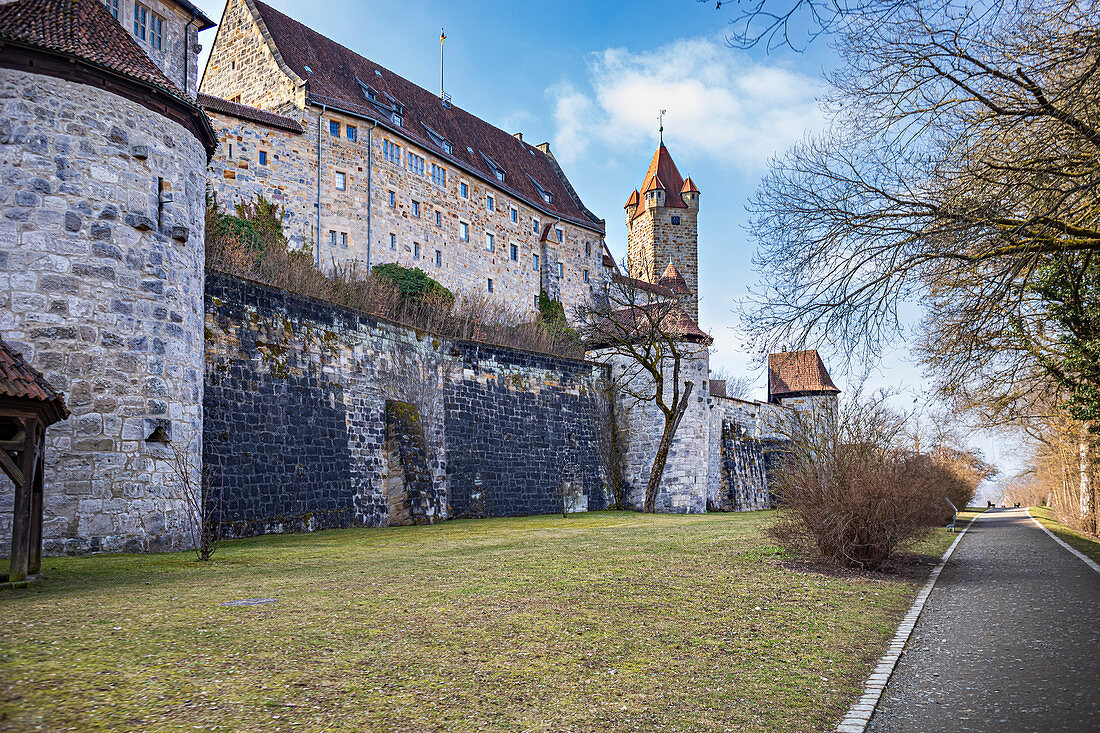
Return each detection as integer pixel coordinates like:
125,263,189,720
460,181,468,198
341,232,348,248
487,278,493,293
460,221,469,241
383,139,401,164
227,143,233,158
435,210,442,227
435,250,442,267
583,269,590,283
347,125,357,142
533,254,539,271
412,201,420,217
486,233,494,252
133,4,147,40
388,190,395,207
557,262,564,277
585,242,591,257
407,152,425,176
671,215,681,225
103,0,119,18
258,150,268,165
329,120,340,137
329,230,337,246
149,12,163,51
431,163,447,187
414,242,420,258
533,218,540,235
509,243,518,261
510,206,518,223
556,228,563,243
486,194,494,212
335,171,346,190
390,233,397,250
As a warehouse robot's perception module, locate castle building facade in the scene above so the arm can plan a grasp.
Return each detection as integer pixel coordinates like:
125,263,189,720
198,0,609,319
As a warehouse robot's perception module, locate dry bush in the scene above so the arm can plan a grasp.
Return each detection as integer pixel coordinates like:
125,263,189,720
205,194,583,359
770,392,947,570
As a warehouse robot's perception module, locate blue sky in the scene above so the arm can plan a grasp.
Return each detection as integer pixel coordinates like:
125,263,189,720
192,0,1017,488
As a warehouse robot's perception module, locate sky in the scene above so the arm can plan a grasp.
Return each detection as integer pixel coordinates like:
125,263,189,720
191,0,1018,494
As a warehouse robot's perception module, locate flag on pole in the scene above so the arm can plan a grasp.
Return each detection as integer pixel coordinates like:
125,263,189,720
440,28,446,43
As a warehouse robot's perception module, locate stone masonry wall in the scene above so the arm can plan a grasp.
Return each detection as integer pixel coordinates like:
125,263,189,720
203,271,608,537
0,69,208,554
706,396,791,512
626,192,699,321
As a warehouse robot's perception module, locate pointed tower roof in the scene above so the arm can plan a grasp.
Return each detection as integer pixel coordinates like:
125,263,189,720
658,261,691,294
639,144,687,209
767,350,840,402
681,177,699,194
624,189,640,208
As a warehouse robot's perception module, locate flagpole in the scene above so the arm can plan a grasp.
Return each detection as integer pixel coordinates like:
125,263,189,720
440,28,445,100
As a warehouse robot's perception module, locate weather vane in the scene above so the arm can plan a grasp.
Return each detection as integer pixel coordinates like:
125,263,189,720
659,109,666,145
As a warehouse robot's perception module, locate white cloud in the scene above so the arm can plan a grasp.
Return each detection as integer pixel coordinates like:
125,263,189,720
550,36,825,170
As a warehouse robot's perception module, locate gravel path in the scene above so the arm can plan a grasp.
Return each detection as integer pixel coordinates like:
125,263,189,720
868,507,1100,732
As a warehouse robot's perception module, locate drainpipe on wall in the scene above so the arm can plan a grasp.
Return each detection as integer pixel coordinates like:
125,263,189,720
316,104,326,269
365,119,378,269
183,15,196,97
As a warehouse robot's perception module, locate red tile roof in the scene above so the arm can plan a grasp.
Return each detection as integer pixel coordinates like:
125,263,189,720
681,176,699,194
593,302,710,346
768,350,840,399
624,189,640,208
658,261,691,294
0,339,69,424
0,0,188,99
198,92,304,133
638,144,687,209
612,273,676,298
248,0,603,233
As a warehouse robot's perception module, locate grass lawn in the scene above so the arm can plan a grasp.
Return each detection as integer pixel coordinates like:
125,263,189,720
1028,506,1100,564
0,511,956,733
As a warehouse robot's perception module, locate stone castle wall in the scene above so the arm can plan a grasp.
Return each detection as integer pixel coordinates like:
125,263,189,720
203,271,608,537
0,68,208,554
626,193,700,321
707,396,792,512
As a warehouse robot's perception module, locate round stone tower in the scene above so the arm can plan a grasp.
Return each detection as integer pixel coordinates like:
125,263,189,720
0,0,216,552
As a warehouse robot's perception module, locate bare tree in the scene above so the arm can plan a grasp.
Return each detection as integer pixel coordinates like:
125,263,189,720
577,267,711,513
162,441,222,562
742,1,1099,425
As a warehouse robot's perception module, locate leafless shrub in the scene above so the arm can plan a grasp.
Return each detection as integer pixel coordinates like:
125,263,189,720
162,442,222,562
595,376,628,509
769,390,947,570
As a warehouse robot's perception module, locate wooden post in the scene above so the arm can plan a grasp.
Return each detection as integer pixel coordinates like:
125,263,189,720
9,416,38,583
29,433,45,575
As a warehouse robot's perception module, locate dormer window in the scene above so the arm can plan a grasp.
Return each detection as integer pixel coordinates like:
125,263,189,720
422,124,454,156
528,175,553,205
357,79,378,102
480,152,506,183
392,112,403,127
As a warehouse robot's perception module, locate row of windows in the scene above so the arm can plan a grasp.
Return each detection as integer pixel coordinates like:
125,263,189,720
330,120,358,141
102,1,164,52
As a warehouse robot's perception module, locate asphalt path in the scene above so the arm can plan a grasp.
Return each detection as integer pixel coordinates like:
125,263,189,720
869,507,1100,732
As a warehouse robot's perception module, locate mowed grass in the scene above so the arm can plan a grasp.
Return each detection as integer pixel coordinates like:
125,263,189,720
0,511,956,733
1029,506,1100,564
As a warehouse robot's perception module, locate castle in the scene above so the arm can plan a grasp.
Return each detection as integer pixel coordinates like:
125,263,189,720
0,0,840,554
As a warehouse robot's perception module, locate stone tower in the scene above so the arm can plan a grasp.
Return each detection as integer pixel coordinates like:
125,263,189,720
624,144,700,321
0,0,215,553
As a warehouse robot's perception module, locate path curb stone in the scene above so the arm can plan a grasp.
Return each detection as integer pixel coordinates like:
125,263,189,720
834,513,983,733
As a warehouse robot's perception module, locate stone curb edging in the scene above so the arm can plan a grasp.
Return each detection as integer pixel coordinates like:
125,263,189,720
1025,507,1100,575
834,512,983,733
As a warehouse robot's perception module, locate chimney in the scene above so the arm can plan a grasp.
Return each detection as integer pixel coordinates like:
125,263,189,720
536,142,553,158
513,132,523,142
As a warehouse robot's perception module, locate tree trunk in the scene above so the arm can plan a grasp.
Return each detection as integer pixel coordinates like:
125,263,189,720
643,382,695,513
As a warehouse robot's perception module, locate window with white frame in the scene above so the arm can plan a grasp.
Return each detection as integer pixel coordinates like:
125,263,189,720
435,210,442,226
149,11,163,51
347,125,357,142
533,254,540,271
532,218,540,235
486,194,494,212
328,230,337,246
510,206,518,224
556,262,564,277
335,171,346,190
460,181,468,198
341,232,348,248
133,4,147,40
102,0,119,18
485,233,495,252
509,243,518,261
459,221,469,241
412,200,420,217
383,139,401,164
431,163,446,187
407,152,425,176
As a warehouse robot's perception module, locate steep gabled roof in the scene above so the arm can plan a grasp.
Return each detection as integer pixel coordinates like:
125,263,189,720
198,92,303,133
0,339,69,425
0,0,187,97
248,0,603,233
638,144,687,209
768,350,840,400
624,189,640,208
681,177,699,194
657,261,691,294
592,302,711,347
